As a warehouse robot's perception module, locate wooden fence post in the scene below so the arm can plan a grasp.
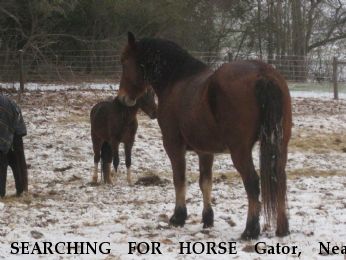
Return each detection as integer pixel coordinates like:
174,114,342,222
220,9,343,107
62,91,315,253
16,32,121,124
332,57,338,100
19,49,24,93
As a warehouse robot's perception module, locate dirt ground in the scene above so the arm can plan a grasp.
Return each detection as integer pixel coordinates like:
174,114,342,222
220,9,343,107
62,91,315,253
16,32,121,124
0,89,345,260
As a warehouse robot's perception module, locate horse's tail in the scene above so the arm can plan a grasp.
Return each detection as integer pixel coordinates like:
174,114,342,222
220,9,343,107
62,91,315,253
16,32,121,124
255,78,286,225
100,142,112,181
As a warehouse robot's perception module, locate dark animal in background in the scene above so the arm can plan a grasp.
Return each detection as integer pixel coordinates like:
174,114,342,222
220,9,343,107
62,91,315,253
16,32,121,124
117,32,292,239
0,95,28,197
90,89,157,184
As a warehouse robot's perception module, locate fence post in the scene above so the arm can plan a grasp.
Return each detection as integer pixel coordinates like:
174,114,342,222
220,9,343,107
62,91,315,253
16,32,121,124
332,56,338,100
19,49,24,93
227,52,233,63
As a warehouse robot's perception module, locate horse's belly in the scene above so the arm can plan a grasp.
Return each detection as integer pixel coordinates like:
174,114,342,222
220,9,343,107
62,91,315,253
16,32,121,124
182,130,227,154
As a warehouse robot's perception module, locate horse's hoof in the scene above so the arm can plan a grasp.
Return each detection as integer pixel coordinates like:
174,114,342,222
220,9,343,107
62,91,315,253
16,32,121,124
276,216,289,237
276,229,290,237
240,230,259,240
203,222,214,228
105,179,113,185
169,206,187,227
169,215,185,227
241,221,260,240
16,190,24,197
202,207,214,228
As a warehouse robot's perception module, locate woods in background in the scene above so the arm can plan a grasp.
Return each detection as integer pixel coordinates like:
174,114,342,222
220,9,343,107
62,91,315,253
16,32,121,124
0,0,345,82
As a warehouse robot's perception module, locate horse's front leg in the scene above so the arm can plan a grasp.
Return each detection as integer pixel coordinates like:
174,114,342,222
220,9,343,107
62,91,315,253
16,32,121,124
198,153,214,228
91,135,102,183
164,138,187,227
101,142,113,184
124,141,134,185
0,152,8,197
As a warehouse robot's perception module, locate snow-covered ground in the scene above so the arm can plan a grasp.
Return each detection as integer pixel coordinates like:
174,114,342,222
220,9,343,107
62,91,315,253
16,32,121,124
0,88,345,259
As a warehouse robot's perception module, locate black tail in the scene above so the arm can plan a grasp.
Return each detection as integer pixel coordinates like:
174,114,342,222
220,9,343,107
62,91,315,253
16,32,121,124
255,78,285,225
100,142,112,181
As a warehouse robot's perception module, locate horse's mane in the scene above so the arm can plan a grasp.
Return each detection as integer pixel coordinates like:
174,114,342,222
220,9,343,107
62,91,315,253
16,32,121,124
136,38,208,87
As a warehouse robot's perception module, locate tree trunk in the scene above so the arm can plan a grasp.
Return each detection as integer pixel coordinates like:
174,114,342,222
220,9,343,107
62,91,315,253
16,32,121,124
291,0,306,81
257,0,263,59
267,0,275,62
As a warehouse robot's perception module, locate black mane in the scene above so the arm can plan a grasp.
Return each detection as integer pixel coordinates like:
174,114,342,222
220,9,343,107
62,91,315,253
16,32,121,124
136,38,208,88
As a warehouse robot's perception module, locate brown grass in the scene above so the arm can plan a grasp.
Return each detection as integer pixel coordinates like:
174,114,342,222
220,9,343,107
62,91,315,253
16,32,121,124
57,113,89,124
290,132,345,154
287,168,344,179
186,169,344,185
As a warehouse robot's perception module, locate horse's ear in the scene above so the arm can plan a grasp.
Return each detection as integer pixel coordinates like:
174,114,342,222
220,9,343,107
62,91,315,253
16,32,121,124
128,32,136,48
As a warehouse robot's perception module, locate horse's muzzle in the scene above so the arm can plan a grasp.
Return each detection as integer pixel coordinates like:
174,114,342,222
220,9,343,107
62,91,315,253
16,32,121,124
117,95,136,107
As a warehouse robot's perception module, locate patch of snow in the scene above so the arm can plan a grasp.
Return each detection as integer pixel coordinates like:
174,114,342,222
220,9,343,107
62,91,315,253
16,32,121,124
0,89,345,259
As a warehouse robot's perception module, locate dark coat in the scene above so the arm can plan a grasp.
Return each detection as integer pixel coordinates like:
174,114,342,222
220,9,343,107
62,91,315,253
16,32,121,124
0,95,27,153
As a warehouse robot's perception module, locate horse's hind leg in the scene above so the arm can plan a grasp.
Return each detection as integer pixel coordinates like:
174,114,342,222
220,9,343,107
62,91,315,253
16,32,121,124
198,153,214,228
230,147,260,240
124,141,133,185
0,152,8,197
91,135,102,183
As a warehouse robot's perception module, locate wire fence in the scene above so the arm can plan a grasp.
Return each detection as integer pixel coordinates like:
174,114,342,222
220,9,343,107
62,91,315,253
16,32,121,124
0,49,345,94
0,50,121,83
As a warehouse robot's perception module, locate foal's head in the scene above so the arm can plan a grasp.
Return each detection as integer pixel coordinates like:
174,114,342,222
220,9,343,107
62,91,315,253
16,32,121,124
137,88,157,119
118,32,146,107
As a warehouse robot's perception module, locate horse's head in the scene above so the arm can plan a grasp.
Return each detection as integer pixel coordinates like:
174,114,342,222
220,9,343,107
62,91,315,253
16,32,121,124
137,88,157,119
118,32,147,107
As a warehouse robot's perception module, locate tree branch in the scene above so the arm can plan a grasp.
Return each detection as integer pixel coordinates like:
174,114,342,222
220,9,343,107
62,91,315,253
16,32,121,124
308,33,346,50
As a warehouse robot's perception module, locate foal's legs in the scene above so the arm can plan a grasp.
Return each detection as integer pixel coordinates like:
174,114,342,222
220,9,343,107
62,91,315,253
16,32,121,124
0,152,8,197
198,153,214,228
124,141,134,185
101,142,113,184
230,147,261,240
164,139,187,227
91,135,102,183
112,142,119,180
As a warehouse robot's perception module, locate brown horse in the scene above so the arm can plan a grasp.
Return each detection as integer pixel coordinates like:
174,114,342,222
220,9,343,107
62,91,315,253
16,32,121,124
90,89,157,185
117,32,292,239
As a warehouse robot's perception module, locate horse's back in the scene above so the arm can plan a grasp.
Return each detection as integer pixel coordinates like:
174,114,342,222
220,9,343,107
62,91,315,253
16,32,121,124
90,99,138,144
90,100,118,138
214,60,289,95
90,99,124,123
210,60,292,149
